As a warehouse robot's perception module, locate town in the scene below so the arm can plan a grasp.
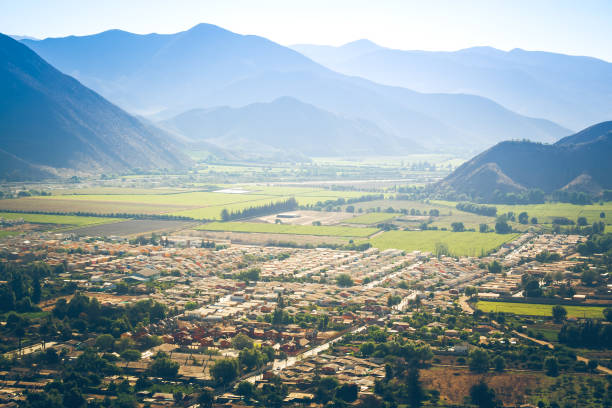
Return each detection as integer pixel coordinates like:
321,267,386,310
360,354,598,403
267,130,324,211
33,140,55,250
0,223,609,407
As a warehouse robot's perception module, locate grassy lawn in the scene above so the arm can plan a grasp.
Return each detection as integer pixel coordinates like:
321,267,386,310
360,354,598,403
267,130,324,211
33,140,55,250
0,212,122,226
0,231,17,238
344,213,397,224
196,222,379,237
369,230,517,256
476,301,605,318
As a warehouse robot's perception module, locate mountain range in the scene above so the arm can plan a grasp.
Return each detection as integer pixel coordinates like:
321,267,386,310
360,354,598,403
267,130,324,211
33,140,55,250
292,41,612,130
21,24,569,153
438,121,612,200
159,96,413,157
0,33,188,180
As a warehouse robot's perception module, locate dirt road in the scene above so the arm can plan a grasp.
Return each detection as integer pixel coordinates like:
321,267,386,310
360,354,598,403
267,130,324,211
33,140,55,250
513,330,612,375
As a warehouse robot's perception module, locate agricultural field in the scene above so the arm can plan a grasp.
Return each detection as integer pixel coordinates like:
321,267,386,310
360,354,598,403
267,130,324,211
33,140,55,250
344,212,397,224
50,187,186,195
196,222,378,237
0,212,122,227
476,301,605,319
0,231,17,238
495,202,612,226
343,199,448,213
188,230,349,246
434,200,612,226
369,230,519,256
312,154,462,168
0,187,371,221
0,197,194,215
65,219,199,237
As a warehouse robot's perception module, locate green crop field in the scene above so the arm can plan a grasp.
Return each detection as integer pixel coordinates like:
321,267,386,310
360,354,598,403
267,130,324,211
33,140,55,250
197,222,379,237
369,230,518,256
0,212,122,227
476,301,605,319
2,186,373,220
0,231,17,238
496,203,612,225
434,200,612,226
344,213,397,224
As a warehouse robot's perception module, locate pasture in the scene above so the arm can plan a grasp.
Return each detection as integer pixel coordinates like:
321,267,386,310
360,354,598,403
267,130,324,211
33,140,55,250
476,301,605,319
369,230,518,256
196,222,378,237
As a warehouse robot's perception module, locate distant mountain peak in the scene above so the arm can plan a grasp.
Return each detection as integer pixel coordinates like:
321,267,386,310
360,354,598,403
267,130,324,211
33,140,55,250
456,45,505,54
182,22,231,35
341,38,381,49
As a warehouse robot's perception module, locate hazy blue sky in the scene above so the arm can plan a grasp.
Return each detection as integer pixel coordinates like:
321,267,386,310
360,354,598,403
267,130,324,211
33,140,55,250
3,0,612,61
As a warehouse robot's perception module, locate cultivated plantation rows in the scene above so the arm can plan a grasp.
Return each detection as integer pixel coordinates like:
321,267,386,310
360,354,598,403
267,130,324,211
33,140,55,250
1,184,611,256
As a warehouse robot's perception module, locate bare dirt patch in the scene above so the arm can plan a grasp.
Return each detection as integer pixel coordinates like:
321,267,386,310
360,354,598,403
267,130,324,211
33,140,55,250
254,210,355,226
421,366,549,406
65,219,199,237
180,229,347,246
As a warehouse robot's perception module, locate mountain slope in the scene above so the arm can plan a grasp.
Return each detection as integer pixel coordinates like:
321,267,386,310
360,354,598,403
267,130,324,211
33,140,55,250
293,43,612,130
23,24,325,114
0,33,188,180
22,24,568,153
438,122,612,199
159,96,416,157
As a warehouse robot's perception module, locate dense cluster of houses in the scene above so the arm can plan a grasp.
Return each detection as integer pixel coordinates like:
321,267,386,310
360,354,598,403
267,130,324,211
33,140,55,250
0,227,604,406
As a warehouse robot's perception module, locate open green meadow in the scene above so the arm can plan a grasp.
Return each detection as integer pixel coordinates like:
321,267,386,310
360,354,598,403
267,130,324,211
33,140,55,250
197,222,378,237
369,230,518,256
344,212,397,224
476,301,605,319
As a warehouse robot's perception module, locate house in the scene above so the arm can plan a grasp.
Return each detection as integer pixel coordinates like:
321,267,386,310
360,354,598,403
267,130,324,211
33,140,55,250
130,267,160,281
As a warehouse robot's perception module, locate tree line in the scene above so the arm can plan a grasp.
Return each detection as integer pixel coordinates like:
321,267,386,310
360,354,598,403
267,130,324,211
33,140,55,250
304,194,385,211
1,208,195,221
221,197,298,221
456,202,497,217
558,319,612,348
